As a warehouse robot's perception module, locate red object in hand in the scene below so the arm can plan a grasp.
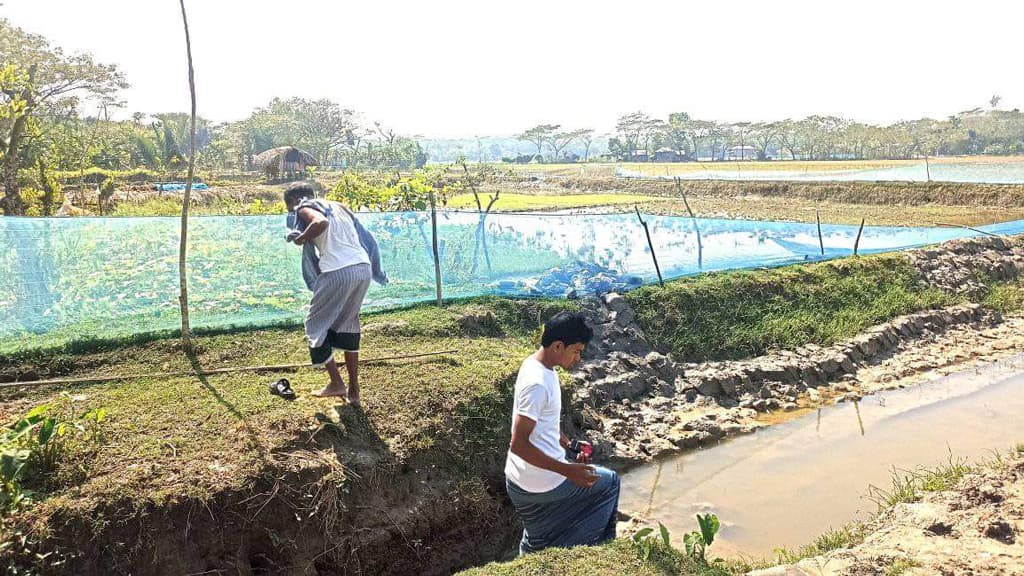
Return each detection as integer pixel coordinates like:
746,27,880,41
571,440,593,458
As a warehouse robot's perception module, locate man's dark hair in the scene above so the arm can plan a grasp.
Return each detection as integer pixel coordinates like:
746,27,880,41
284,182,316,205
541,312,593,348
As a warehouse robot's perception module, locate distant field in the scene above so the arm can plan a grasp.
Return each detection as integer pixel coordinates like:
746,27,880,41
444,192,657,211
507,156,1024,179
511,160,911,177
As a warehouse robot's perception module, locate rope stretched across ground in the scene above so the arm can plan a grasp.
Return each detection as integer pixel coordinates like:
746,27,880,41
0,349,457,389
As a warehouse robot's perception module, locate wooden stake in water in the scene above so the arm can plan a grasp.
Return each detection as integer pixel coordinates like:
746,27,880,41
430,192,443,306
635,205,664,287
853,218,866,256
816,209,825,256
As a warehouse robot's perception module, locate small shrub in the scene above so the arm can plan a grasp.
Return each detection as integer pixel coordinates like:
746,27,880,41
1,397,107,514
633,514,721,566
98,177,116,214
19,187,44,217
631,522,672,561
683,513,720,563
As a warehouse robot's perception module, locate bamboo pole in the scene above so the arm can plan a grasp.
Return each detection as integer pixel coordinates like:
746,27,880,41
931,222,1003,238
177,0,197,351
634,205,664,287
0,350,458,389
853,218,866,256
816,209,825,256
430,192,443,306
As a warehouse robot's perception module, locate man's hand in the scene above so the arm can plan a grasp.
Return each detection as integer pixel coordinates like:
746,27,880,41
511,415,599,488
286,230,302,244
561,462,599,489
573,440,593,464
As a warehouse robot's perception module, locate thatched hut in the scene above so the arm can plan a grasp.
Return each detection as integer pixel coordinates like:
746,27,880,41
253,146,318,180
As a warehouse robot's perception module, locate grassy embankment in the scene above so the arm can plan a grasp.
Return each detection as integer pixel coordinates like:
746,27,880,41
627,254,952,361
0,298,570,573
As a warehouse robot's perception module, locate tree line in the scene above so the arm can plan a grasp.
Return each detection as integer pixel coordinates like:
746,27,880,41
517,104,1024,164
0,19,426,215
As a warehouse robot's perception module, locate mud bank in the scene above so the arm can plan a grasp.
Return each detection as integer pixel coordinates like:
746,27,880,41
749,447,1024,576
568,236,1024,467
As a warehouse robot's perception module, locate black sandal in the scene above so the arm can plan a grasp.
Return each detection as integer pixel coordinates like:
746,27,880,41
269,378,296,400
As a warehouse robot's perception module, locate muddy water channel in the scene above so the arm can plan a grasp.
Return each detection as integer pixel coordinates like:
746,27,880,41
618,354,1024,560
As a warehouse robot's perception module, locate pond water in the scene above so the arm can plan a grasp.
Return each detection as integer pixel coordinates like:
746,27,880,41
618,354,1024,560
617,160,1024,183
3,212,1024,353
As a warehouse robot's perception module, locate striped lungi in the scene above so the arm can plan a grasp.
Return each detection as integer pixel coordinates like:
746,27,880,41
305,263,372,365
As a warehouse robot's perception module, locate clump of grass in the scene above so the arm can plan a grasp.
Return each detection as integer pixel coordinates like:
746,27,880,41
867,453,973,513
768,523,868,566
982,279,1024,313
627,254,951,362
885,558,921,575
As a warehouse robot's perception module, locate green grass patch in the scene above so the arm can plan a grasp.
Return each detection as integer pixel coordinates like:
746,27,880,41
626,254,952,362
445,192,659,212
458,539,732,576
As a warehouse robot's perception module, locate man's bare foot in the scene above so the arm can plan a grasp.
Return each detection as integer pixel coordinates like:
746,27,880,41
347,395,361,408
313,383,348,399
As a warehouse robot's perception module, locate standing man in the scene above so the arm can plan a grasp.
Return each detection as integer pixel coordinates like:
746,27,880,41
504,311,620,554
285,183,387,405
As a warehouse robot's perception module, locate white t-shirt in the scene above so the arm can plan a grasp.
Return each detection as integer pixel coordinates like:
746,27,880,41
310,201,370,273
504,356,567,493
